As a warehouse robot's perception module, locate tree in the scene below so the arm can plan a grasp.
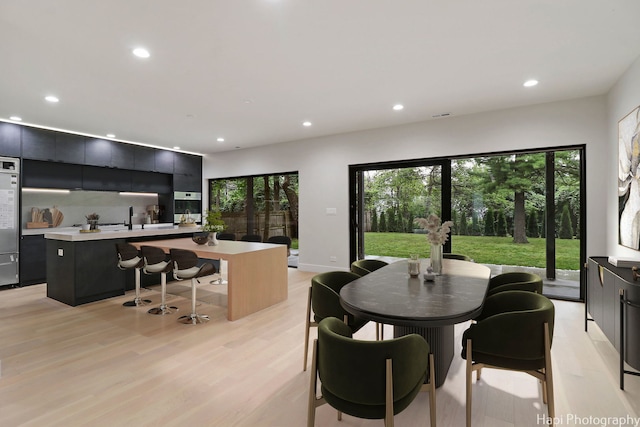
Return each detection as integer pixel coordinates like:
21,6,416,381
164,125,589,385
281,175,299,237
471,210,481,236
559,204,574,239
496,209,508,237
371,210,378,232
481,154,545,243
484,209,495,236
379,211,387,232
527,209,539,238
460,211,468,235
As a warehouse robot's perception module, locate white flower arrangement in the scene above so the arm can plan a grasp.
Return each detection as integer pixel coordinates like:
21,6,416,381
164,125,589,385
414,214,454,245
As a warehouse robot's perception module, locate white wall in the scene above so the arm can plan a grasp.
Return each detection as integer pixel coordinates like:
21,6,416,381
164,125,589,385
203,94,610,272
607,55,640,258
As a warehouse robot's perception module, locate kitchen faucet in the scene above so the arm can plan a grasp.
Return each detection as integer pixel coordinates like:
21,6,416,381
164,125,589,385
128,206,133,230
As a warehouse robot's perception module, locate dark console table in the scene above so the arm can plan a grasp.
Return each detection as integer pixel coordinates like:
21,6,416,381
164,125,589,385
586,257,640,389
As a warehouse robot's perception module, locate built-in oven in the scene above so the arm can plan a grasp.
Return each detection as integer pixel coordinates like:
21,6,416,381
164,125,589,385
174,191,202,224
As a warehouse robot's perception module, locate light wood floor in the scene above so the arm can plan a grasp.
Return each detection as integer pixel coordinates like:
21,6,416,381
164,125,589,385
1,269,639,426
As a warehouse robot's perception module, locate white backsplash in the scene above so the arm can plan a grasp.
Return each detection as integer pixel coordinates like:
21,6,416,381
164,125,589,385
22,190,159,228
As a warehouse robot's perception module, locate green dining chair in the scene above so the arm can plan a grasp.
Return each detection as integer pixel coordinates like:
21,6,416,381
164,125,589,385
350,259,389,276
486,271,543,297
303,271,367,371
462,291,555,427
308,317,436,427
442,253,472,261
349,259,388,339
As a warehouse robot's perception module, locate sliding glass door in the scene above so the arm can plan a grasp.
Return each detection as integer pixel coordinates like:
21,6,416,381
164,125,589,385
349,146,585,300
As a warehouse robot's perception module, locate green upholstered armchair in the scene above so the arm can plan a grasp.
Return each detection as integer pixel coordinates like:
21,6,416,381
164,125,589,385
461,291,555,427
486,271,543,297
308,317,436,427
442,253,472,261
350,259,389,276
303,271,367,371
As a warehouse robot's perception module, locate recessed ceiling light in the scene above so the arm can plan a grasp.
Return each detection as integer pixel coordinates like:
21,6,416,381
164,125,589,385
9,116,22,121
393,104,404,111
132,47,150,58
523,79,539,87
106,133,116,138
173,146,180,150
217,137,225,142
45,95,59,103
302,121,312,127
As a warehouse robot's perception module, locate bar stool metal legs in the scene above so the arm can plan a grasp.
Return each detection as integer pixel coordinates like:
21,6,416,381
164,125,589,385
116,243,152,307
147,271,178,315
178,277,210,324
123,267,152,307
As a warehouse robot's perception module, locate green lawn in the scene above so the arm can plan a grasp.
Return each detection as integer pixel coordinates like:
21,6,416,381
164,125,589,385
364,233,580,271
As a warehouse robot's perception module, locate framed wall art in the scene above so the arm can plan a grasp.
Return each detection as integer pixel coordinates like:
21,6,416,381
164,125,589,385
618,105,640,249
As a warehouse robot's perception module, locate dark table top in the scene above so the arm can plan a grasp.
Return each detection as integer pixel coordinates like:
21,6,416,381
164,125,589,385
340,259,491,327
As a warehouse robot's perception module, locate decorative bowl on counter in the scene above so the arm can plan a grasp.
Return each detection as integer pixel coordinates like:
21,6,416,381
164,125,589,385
192,233,209,245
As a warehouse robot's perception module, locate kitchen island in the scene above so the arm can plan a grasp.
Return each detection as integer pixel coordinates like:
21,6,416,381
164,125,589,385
44,225,201,306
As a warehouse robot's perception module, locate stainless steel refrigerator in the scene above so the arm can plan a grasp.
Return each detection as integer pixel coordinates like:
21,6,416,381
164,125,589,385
0,156,19,287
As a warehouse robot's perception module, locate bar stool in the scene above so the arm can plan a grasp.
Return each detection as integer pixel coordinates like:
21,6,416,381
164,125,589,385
116,243,152,307
141,245,177,315
170,248,217,324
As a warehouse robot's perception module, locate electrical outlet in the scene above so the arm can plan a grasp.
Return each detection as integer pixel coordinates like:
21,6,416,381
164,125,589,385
57,248,64,256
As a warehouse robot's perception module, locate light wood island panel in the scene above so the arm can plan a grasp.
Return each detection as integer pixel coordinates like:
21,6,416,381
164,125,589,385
132,238,288,321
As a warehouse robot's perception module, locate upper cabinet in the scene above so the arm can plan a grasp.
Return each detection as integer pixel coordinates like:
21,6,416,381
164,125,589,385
0,122,22,157
111,142,135,170
154,150,174,174
22,127,86,163
21,127,57,161
84,138,112,167
133,146,156,171
17,124,202,192
173,153,203,191
56,133,85,164
174,153,201,174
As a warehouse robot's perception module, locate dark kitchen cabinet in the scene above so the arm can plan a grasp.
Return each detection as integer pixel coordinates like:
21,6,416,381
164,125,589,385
22,127,57,161
131,170,172,193
20,235,47,286
154,150,174,174
173,153,202,191
56,133,85,164
173,173,201,192
22,127,86,164
84,138,112,167
22,160,83,189
174,153,201,174
46,238,126,306
0,122,22,157
82,165,132,191
133,146,156,171
111,142,135,169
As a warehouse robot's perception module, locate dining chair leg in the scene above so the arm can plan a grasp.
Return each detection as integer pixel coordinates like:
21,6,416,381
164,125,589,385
544,323,555,423
466,339,473,427
303,287,312,371
307,340,318,427
428,353,436,427
385,358,394,427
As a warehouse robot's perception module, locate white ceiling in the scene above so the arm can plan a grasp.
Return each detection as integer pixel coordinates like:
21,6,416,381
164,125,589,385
1,1,640,155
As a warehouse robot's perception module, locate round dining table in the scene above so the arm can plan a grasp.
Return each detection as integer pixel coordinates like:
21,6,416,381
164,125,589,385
340,258,491,387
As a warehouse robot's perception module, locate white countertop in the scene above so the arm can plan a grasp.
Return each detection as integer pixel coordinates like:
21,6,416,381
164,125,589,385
40,224,203,241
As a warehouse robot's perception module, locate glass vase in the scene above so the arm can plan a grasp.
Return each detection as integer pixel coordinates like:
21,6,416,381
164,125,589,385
430,244,443,275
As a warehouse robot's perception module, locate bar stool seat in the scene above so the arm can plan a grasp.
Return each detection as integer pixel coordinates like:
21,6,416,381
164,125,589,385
141,245,177,315
171,248,217,325
116,243,152,307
